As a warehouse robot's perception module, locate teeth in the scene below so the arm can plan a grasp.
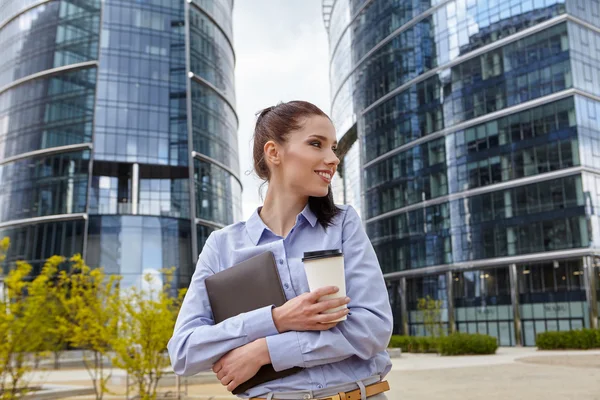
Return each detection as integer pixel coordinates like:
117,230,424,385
317,171,331,179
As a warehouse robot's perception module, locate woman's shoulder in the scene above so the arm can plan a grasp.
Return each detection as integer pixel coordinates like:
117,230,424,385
334,203,360,222
210,219,248,241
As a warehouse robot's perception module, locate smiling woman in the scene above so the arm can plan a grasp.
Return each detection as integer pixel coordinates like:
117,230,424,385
252,101,341,235
168,101,393,400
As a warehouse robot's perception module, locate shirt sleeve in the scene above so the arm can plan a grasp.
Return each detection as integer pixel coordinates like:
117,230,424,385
168,231,280,376
265,205,393,371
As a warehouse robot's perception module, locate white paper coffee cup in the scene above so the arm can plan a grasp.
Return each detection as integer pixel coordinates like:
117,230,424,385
302,249,347,322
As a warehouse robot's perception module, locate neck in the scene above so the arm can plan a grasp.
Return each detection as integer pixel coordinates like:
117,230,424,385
259,185,308,238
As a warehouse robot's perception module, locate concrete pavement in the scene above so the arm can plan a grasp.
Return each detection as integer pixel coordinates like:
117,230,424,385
27,348,600,399
387,350,600,400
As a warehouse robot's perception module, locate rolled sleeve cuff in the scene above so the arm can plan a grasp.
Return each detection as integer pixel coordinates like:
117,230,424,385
266,331,305,371
242,305,279,342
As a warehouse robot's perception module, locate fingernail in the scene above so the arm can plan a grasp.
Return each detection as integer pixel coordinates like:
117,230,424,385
345,297,350,302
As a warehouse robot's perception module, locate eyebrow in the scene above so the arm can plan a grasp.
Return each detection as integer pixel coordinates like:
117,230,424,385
308,135,338,145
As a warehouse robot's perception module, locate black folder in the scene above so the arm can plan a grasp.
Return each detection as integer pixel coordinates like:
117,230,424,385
204,251,303,395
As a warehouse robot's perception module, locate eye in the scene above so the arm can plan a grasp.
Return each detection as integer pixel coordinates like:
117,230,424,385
332,146,338,152
310,141,321,148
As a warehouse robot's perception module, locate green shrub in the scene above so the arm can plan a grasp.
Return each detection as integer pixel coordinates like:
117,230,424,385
388,335,412,351
438,333,498,356
389,333,498,355
412,337,439,353
536,329,600,350
388,335,439,353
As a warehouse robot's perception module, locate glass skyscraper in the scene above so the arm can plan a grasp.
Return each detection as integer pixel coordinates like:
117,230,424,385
323,0,600,345
0,0,240,290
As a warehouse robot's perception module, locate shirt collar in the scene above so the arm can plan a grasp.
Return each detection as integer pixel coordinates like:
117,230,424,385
246,202,317,245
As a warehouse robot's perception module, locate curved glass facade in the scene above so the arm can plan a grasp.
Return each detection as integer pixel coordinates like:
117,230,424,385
86,215,193,289
325,0,600,343
190,80,239,172
0,67,96,159
0,150,89,223
0,0,240,289
0,0,100,88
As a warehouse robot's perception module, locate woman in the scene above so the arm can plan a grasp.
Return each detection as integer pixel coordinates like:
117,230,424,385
168,101,393,399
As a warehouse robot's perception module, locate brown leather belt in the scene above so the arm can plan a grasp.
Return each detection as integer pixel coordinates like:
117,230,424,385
250,380,390,400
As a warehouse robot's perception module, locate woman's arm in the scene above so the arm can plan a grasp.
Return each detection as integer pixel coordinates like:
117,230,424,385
167,232,279,376
265,205,394,371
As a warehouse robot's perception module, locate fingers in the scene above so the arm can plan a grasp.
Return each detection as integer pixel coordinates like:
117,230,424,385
315,308,349,324
309,286,339,301
216,369,227,381
220,374,233,387
212,362,222,374
227,380,239,392
314,296,350,313
316,322,338,330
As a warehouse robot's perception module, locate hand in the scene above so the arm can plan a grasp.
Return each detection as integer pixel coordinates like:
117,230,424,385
212,338,270,392
272,286,350,333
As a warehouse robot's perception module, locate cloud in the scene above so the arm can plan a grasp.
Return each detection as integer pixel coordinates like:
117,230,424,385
233,0,331,220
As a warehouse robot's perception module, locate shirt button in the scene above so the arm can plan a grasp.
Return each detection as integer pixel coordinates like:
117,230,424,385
284,283,290,289
279,259,284,264
317,384,323,389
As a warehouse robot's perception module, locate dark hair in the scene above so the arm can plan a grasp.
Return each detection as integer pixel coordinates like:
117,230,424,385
253,100,341,229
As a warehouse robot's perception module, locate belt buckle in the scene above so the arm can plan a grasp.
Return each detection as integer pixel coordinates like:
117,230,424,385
317,395,340,400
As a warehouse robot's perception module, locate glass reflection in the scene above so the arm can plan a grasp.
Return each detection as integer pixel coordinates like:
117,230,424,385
194,158,242,226
190,0,233,42
86,215,192,290
406,274,449,336
0,218,85,276
450,97,578,192
453,267,513,346
0,67,96,159
363,23,571,161
0,0,100,88
518,259,588,345
369,175,586,273
93,0,187,166
0,150,90,223
365,137,447,218
369,202,452,272
191,81,239,173
189,5,235,104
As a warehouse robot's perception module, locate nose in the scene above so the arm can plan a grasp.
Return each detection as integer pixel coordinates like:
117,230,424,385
326,148,340,167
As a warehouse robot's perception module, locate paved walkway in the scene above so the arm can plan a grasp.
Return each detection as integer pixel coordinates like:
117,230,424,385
386,348,600,400
28,348,600,399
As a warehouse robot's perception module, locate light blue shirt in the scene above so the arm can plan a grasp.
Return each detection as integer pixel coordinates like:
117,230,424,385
167,204,393,398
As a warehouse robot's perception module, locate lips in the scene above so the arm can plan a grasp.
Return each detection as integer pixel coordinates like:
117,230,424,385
315,170,333,183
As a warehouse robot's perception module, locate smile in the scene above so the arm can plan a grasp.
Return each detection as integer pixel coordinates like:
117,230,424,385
315,170,332,183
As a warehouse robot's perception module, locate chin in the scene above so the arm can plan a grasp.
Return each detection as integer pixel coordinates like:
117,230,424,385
307,188,330,198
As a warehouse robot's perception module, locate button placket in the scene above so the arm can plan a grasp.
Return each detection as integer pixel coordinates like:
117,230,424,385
276,241,293,298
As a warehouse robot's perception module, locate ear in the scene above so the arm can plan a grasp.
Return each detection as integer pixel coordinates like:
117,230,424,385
264,140,281,167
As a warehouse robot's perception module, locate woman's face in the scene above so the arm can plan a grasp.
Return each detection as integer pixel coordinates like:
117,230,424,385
275,115,339,198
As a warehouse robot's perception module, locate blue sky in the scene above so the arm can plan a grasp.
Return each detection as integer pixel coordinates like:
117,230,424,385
233,0,331,220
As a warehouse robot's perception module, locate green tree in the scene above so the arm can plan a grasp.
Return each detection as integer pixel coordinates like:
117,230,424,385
417,296,444,338
112,268,186,400
33,256,72,369
0,261,47,400
0,237,8,263
55,255,121,400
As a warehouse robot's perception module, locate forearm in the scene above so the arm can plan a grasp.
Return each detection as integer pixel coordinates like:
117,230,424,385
168,305,278,376
266,306,392,371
